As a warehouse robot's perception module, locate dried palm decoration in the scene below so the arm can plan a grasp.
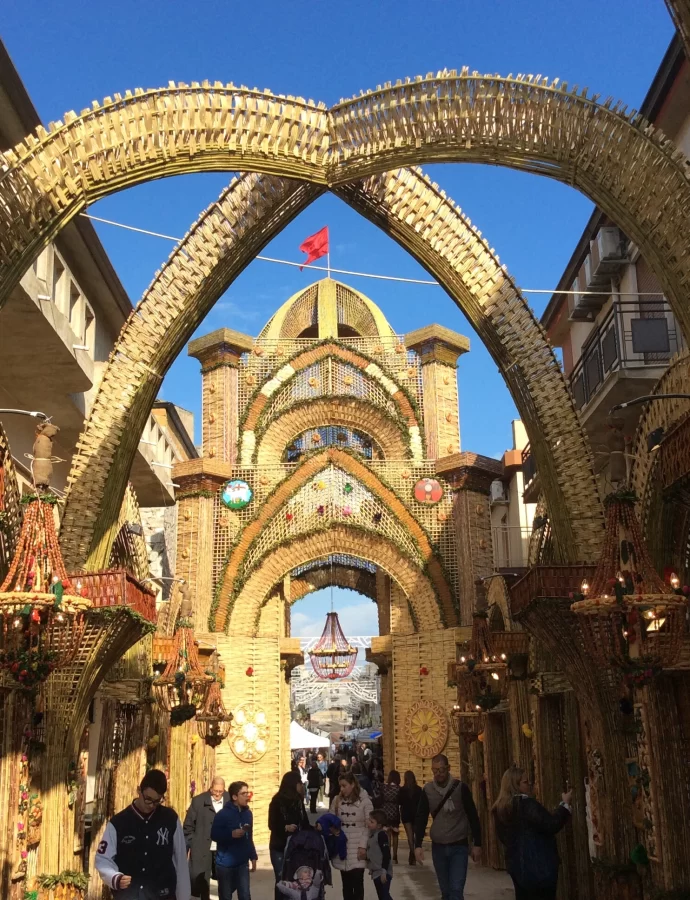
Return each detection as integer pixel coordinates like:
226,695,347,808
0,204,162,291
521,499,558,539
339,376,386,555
571,488,687,676
0,495,90,687
196,680,233,747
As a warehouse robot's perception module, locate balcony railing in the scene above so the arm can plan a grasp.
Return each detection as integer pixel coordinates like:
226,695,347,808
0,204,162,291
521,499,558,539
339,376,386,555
78,569,157,622
568,299,685,411
491,525,533,570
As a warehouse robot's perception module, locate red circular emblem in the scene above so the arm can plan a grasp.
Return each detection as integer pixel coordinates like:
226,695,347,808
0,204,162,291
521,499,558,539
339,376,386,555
414,478,443,504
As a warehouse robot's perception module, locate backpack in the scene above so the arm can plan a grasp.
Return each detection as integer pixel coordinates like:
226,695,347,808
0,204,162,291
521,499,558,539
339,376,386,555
282,828,332,893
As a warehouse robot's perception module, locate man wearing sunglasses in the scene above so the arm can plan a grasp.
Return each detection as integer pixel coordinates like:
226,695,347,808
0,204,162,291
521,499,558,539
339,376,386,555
95,769,191,900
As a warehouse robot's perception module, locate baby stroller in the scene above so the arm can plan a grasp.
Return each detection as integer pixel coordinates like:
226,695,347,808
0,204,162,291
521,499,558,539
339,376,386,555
277,828,332,900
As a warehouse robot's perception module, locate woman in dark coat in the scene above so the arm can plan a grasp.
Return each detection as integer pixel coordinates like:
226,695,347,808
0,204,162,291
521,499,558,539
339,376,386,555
183,777,230,900
397,770,422,865
493,765,572,900
268,770,310,900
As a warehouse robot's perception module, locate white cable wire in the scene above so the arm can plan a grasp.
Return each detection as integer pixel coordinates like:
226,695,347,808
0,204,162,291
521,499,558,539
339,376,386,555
80,211,667,298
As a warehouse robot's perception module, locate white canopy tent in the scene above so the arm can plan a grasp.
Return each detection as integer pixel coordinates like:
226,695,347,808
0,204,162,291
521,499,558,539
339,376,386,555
290,720,330,750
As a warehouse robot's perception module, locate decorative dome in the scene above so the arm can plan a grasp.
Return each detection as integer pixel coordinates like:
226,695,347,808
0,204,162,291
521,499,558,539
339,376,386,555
258,278,396,340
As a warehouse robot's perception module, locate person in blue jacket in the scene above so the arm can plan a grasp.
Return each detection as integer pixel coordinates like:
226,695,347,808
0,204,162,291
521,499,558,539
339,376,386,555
211,781,258,900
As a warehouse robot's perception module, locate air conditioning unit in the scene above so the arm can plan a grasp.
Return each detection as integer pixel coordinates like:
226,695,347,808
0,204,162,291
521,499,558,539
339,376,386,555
569,277,596,321
490,480,507,504
587,227,626,287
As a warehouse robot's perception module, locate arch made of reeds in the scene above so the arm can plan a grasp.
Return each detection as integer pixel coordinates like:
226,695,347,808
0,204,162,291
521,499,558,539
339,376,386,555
229,525,439,635
1,72,689,341
214,445,455,630
58,167,600,574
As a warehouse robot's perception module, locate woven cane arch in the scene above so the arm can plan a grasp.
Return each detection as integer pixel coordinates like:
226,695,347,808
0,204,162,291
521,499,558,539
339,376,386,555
60,166,599,575
2,73,690,341
254,400,408,466
213,446,455,630
228,526,440,635
289,563,377,604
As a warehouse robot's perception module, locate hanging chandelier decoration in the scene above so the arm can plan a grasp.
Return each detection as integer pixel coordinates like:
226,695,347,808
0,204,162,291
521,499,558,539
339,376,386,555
196,652,233,747
0,495,91,688
309,612,358,680
196,680,233,747
454,603,509,712
570,488,687,679
152,590,213,725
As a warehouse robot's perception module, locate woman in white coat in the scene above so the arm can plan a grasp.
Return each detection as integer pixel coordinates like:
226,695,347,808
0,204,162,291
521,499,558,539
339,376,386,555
330,771,373,900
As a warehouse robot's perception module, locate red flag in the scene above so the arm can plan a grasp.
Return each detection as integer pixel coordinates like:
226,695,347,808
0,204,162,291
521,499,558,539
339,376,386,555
299,226,329,270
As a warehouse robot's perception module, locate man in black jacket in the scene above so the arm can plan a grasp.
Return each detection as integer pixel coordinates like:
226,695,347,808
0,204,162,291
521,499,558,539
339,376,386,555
184,777,230,900
95,769,191,900
414,754,481,900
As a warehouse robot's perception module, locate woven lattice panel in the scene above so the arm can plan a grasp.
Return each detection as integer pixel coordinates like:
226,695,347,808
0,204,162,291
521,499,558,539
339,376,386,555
237,337,423,423
106,484,150,583
0,424,22,584
212,459,457,602
259,285,318,339
335,282,378,336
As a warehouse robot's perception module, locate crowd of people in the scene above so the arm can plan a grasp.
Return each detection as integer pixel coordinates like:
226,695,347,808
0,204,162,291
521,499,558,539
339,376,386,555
93,751,573,900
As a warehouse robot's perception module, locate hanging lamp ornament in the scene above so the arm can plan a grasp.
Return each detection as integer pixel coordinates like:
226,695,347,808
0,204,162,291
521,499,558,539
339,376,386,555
571,484,687,674
454,581,509,711
196,680,233,748
0,423,90,687
152,585,212,724
309,611,358,680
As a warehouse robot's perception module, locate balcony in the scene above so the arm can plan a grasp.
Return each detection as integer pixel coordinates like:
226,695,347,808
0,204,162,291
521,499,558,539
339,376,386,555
568,299,685,438
491,524,533,571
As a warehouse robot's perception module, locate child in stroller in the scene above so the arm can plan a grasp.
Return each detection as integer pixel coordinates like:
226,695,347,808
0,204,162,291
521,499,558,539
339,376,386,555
277,827,332,900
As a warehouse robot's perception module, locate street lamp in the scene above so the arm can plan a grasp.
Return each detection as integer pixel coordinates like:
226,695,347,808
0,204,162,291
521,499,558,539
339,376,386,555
609,393,690,453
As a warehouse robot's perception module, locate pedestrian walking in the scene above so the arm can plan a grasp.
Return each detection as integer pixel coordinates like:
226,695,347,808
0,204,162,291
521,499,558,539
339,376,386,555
211,781,257,900
308,759,324,813
366,809,394,900
95,768,191,900
414,754,481,900
184,776,230,900
398,771,422,866
269,771,310,900
317,753,329,806
493,765,572,900
330,772,373,900
379,772,401,864
326,757,342,805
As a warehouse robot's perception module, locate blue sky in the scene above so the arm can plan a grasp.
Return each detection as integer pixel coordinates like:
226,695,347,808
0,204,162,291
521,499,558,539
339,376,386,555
2,0,675,633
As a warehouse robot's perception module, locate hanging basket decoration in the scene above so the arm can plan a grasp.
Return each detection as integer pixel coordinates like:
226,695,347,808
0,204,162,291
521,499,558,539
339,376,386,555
152,618,212,725
196,680,233,748
454,613,509,710
570,490,687,671
450,706,485,744
488,631,531,679
309,611,358,680
0,496,91,687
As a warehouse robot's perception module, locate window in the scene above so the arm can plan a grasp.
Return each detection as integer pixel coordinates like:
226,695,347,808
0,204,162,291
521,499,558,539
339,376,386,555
52,255,66,310
69,282,82,334
83,303,95,352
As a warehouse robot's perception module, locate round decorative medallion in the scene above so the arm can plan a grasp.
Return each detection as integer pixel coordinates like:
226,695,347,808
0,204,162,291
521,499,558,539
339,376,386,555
229,702,269,762
414,478,444,505
404,700,449,759
221,479,253,510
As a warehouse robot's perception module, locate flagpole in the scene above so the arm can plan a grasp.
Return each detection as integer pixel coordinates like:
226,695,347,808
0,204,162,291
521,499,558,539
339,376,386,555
327,249,331,279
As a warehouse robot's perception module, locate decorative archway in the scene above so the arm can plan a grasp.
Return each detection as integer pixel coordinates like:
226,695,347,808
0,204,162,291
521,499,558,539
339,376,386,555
1,74,690,342
213,445,455,630
254,399,410,465
59,167,601,573
228,525,440,634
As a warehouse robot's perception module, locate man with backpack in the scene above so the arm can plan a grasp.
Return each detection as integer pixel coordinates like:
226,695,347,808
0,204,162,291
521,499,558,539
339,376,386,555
414,754,481,900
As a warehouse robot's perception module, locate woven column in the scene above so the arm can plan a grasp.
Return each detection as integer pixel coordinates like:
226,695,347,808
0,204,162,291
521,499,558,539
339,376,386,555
406,324,469,459
173,460,232,629
188,328,253,463
439,454,501,623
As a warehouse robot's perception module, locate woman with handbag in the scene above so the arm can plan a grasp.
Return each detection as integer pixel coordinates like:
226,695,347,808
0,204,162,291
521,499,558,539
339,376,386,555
493,765,572,900
330,772,373,900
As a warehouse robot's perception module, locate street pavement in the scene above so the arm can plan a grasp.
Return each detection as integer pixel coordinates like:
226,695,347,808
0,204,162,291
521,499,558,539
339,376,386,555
209,804,514,899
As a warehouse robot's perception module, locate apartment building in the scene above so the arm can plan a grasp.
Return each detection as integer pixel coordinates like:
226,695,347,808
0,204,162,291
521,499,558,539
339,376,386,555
489,420,537,571
0,41,196,587
540,34,689,478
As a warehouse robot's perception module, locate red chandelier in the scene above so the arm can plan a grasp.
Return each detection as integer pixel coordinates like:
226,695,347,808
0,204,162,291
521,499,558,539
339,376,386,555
0,495,91,687
309,611,358,680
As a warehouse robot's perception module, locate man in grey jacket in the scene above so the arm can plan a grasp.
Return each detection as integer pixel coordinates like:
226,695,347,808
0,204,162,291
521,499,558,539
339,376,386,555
414,754,481,900
184,777,230,900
